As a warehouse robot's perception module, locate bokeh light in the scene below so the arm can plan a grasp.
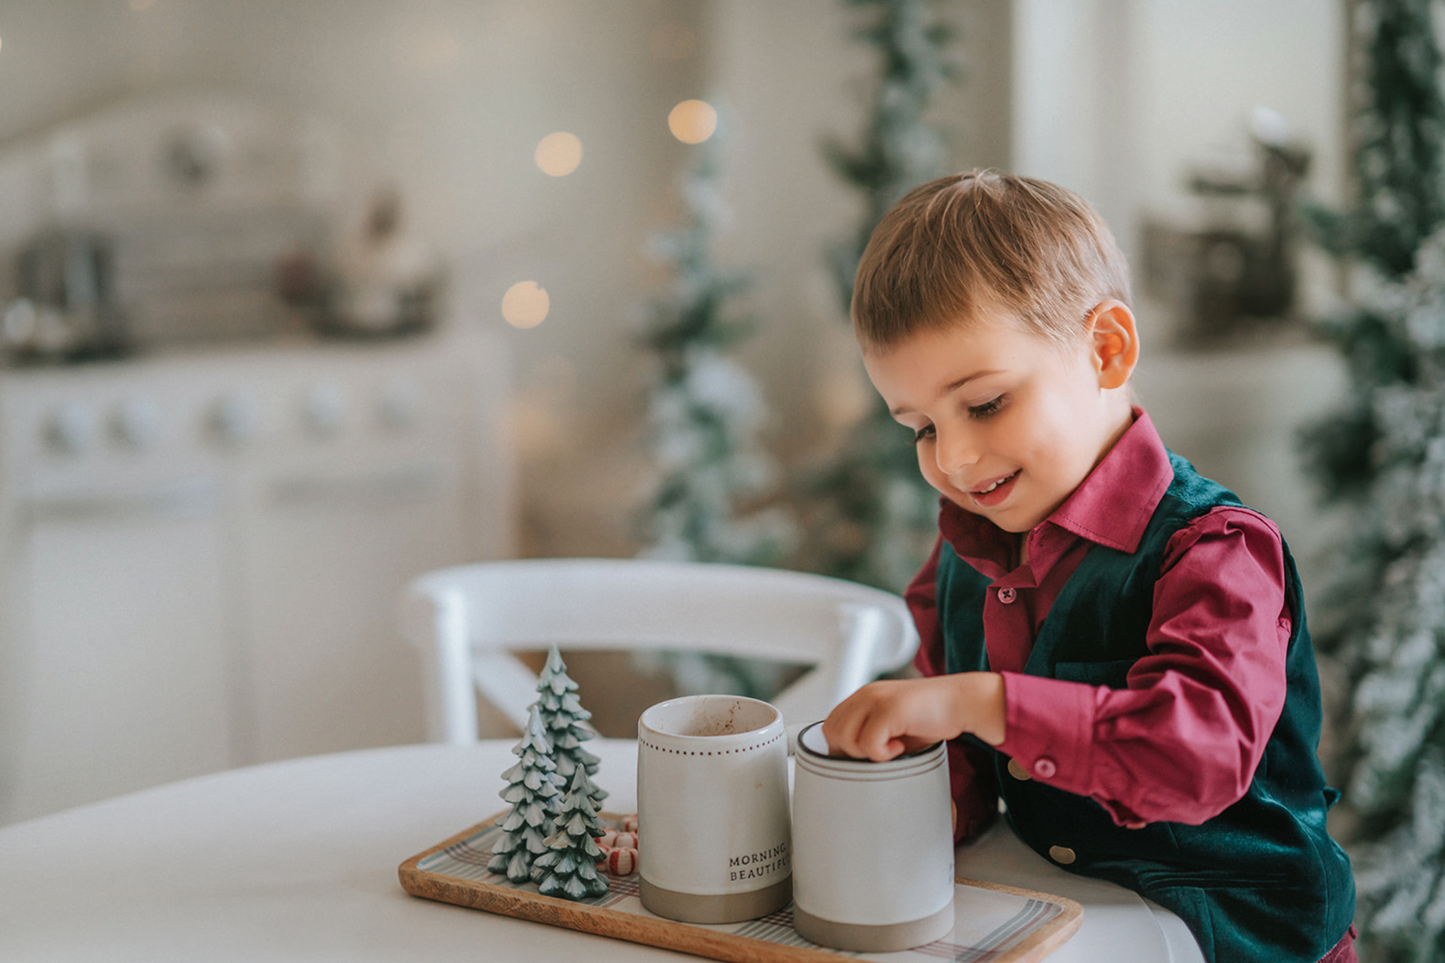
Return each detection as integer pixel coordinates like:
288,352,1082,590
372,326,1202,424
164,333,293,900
668,100,717,144
534,132,583,177
502,281,550,328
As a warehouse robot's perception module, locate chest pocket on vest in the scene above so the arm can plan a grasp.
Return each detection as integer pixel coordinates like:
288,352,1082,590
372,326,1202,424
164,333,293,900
1052,657,1136,688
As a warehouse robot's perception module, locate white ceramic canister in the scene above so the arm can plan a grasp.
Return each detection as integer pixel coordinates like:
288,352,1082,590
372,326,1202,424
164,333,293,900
636,695,792,923
790,721,955,952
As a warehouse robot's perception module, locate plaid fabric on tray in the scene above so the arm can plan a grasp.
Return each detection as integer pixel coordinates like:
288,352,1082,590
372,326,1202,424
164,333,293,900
416,820,1065,963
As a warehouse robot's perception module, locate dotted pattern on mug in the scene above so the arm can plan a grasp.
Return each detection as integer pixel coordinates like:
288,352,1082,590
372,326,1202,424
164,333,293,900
638,731,784,756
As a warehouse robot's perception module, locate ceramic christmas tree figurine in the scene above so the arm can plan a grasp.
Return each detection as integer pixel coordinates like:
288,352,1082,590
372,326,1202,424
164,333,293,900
487,704,561,883
530,767,610,901
533,645,607,808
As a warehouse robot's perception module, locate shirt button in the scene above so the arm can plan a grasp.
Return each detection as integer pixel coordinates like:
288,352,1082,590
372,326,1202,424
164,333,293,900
1049,845,1077,865
1033,757,1058,779
996,587,1017,604
1007,758,1031,781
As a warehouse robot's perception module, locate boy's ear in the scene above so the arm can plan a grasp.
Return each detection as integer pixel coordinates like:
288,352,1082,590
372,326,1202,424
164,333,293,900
1087,300,1139,390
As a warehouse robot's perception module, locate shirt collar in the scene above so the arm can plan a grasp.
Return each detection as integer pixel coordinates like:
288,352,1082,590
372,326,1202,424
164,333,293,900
938,407,1173,570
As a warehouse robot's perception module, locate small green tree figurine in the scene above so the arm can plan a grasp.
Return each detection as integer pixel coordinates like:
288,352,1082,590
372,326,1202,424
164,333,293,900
530,767,610,901
533,645,608,809
487,704,561,883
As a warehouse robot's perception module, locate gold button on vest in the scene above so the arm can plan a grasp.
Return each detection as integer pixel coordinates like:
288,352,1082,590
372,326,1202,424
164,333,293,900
1007,758,1031,781
1048,845,1076,865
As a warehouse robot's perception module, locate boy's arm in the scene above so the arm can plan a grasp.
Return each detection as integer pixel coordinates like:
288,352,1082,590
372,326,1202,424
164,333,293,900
997,507,1291,828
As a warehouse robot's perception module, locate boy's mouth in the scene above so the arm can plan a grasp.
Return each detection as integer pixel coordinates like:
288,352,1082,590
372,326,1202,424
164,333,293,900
969,470,1020,507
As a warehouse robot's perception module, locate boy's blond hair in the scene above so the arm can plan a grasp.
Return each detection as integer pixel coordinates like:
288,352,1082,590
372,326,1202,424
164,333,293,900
852,170,1132,352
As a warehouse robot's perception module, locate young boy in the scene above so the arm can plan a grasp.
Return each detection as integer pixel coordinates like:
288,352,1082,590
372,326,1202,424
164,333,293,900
821,171,1356,963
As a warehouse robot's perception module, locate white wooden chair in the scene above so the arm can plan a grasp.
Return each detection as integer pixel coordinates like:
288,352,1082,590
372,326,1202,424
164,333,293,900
400,558,921,745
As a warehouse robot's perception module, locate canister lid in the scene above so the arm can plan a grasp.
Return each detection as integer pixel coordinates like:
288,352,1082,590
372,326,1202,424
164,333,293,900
795,722,943,779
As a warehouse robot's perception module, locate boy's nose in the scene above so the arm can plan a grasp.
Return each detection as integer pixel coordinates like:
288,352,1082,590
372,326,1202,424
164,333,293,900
934,429,980,475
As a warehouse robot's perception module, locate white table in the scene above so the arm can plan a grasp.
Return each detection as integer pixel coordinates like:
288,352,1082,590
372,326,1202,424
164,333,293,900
0,740,1203,962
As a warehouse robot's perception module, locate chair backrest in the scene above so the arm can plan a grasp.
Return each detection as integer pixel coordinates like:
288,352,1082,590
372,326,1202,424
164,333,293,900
400,557,921,745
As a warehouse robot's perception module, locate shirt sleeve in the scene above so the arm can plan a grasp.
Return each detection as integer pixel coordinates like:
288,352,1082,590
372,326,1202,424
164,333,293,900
997,507,1292,827
907,535,1000,842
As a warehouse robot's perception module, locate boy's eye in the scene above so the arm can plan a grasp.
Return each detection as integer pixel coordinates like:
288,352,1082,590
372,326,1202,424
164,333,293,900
912,424,936,444
968,396,1005,419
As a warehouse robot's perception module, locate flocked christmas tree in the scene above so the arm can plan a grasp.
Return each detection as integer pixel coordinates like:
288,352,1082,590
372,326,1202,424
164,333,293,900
531,767,610,901
803,0,957,590
638,124,795,569
487,704,561,884
534,645,607,810
1300,0,1445,958
637,117,796,698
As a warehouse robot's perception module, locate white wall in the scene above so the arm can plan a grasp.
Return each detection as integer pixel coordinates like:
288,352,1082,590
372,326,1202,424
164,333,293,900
1131,0,1347,218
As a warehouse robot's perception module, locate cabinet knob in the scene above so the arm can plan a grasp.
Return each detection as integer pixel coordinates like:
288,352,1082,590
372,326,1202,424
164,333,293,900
379,375,422,431
46,403,99,454
302,383,347,437
210,393,258,445
113,396,161,449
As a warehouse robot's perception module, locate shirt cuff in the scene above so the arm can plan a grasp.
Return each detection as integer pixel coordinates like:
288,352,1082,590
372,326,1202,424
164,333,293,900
997,671,1096,792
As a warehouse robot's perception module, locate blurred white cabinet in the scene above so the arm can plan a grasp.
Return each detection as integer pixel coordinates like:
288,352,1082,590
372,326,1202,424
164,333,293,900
240,456,470,762
3,489,233,823
0,329,513,825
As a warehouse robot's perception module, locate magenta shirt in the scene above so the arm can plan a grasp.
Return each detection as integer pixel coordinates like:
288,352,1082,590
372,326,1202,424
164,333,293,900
909,410,1293,838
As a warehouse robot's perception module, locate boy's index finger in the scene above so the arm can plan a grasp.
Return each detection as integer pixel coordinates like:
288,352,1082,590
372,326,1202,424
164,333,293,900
824,685,907,761
821,711,871,759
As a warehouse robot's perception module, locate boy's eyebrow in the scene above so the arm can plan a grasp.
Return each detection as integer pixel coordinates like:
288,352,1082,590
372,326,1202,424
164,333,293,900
889,370,1004,415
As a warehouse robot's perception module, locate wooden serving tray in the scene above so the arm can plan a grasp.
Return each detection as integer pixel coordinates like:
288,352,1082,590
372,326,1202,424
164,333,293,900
399,812,1082,963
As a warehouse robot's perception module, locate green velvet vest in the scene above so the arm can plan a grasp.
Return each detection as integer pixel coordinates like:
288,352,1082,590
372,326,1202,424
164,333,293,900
937,452,1354,963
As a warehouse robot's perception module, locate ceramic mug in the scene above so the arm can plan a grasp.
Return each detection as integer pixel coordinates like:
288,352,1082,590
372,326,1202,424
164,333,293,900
636,694,792,923
790,721,955,951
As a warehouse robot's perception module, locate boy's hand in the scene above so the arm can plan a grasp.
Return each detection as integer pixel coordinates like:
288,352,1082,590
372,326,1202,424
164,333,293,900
821,673,1006,762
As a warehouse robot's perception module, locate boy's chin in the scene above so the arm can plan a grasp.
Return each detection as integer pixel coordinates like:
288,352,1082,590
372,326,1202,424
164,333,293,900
969,489,1068,533
950,499,1041,533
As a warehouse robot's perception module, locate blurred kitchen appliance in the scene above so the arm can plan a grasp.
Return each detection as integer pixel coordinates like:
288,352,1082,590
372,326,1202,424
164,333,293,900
4,230,128,362
0,328,514,825
1140,108,1313,346
312,186,444,339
